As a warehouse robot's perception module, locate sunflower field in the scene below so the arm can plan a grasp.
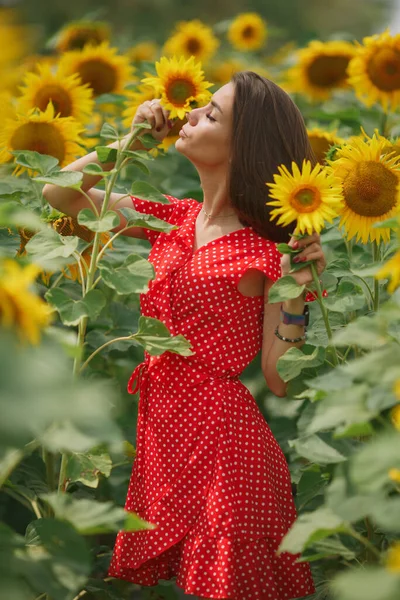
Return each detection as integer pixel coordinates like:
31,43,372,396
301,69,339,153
1,5,400,600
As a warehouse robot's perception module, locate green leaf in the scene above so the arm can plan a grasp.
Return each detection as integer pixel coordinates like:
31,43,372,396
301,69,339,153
301,537,356,562
306,384,377,436
45,288,107,326
370,497,400,533
350,431,400,493
95,93,127,105
95,145,118,164
278,507,349,555
324,279,366,312
25,227,80,270
122,149,154,161
276,243,297,254
100,122,120,140
332,315,389,348
331,567,400,600
0,228,20,257
268,275,305,304
98,254,154,295
138,132,160,148
351,264,383,277
372,216,400,229
119,206,177,233
131,159,151,176
77,208,120,232
277,345,325,382
289,433,349,464
25,519,91,595
41,492,155,534
64,448,112,488
131,181,170,203
82,162,113,177
34,171,83,189
12,150,59,175
0,202,44,230
132,121,152,130
134,316,194,356
296,467,329,510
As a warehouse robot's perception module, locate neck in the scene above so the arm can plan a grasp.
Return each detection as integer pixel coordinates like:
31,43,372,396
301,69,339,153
198,167,235,219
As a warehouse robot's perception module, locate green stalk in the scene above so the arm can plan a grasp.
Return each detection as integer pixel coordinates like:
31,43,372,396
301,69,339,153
310,262,339,366
348,524,381,560
380,110,388,137
58,129,140,494
373,241,381,312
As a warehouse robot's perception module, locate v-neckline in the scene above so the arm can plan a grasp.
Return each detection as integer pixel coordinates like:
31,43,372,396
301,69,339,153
190,203,250,255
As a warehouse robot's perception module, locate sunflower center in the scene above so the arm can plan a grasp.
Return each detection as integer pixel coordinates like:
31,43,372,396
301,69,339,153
367,47,400,91
290,186,322,213
68,30,103,51
10,122,66,163
76,59,117,96
343,161,398,216
34,85,73,118
242,25,255,39
308,135,332,164
308,55,350,87
186,37,202,55
165,78,196,106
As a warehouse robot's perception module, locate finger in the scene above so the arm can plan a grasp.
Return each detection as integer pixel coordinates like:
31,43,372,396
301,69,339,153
150,102,167,131
134,104,157,129
296,233,320,248
293,243,321,261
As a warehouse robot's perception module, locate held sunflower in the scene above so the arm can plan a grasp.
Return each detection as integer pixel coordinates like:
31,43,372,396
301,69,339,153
18,64,94,123
329,134,400,244
0,102,85,171
53,20,110,53
285,40,356,101
0,259,53,344
266,159,343,235
141,56,212,120
347,30,400,111
58,42,135,97
122,83,161,129
227,13,267,52
163,20,219,64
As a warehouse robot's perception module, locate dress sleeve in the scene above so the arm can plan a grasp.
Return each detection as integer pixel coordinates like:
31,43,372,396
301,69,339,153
130,194,193,245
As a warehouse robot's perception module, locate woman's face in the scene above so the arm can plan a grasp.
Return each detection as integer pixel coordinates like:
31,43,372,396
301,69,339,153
175,82,234,169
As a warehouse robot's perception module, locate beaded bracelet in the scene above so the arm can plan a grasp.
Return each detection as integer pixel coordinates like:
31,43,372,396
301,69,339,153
274,326,306,343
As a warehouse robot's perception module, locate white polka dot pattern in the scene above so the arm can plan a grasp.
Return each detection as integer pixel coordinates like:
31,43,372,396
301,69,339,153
108,196,316,599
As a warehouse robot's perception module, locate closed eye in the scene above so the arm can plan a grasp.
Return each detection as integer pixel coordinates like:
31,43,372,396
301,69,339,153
206,114,216,122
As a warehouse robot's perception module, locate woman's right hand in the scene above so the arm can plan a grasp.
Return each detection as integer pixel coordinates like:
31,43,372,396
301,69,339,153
131,99,171,142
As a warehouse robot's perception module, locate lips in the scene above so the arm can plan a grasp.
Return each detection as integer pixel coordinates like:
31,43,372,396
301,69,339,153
179,128,188,138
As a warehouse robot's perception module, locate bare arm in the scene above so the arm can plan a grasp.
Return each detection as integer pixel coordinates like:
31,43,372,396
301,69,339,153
42,100,171,238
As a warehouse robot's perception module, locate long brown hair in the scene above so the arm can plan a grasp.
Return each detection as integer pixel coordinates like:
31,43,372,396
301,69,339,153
229,71,316,243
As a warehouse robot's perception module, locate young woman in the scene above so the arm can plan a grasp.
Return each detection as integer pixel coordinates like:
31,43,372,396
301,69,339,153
44,71,325,600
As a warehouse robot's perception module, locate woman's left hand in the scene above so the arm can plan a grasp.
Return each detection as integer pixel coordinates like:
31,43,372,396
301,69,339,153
280,233,327,286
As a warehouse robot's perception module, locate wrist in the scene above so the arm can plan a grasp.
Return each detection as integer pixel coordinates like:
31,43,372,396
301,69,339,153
282,296,305,314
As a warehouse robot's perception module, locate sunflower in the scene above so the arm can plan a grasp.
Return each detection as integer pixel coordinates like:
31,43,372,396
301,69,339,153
122,83,160,129
0,8,31,92
307,128,343,164
266,159,343,235
375,249,400,293
347,30,400,111
285,40,356,102
385,541,400,572
51,216,111,283
0,102,85,171
142,55,212,120
227,13,267,52
18,64,94,123
390,402,400,430
206,58,246,85
58,42,134,97
329,134,400,244
53,20,110,53
389,468,400,483
163,20,219,64
127,42,158,63
0,259,53,344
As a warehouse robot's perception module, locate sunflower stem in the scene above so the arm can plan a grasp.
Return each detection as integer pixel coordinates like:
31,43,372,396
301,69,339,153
380,110,388,137
310,262,339,366
373,241,381,312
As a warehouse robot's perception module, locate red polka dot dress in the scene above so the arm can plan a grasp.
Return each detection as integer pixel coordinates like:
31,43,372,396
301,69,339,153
108,196,316,600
